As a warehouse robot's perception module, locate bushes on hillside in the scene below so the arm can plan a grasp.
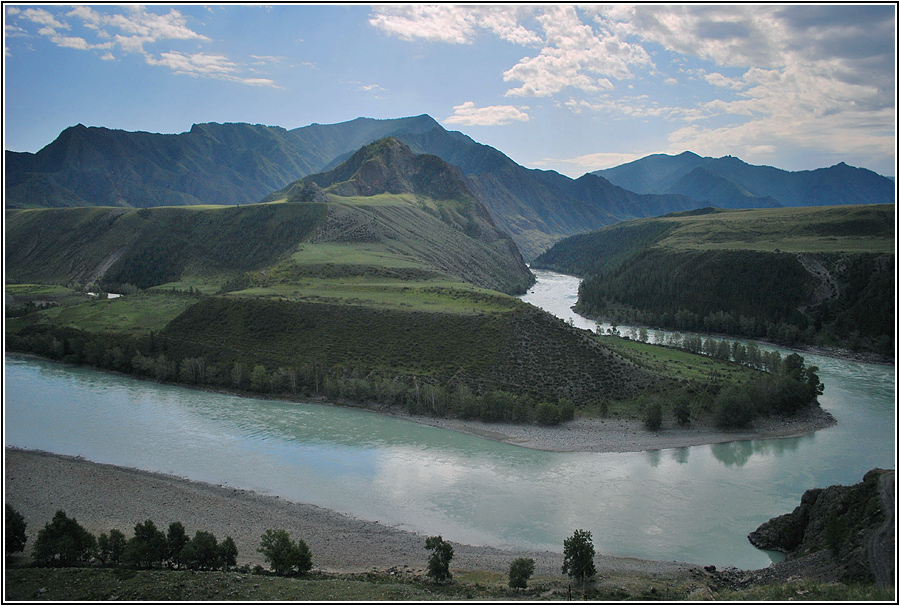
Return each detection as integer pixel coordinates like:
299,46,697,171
7,318,581,427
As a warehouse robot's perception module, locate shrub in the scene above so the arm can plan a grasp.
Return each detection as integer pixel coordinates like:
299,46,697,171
5,504,27,557
32,510,96,566
714,386,756,429
97,529,127,566
508,557,535,589
166,522,189,567
425,535,454,583
180,530,220,571
644,402,662,431
673,398,691,427
258,529,312,576
123,519,167,569
562,529,596,583
535,402,561,426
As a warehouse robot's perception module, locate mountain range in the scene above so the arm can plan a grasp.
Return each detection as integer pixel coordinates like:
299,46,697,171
594,151,893,209
6,115,894,259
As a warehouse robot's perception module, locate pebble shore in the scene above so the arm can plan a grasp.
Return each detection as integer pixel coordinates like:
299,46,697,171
4,408,834,577
6,448,695,577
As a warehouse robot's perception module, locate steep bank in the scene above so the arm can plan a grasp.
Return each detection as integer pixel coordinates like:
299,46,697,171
533,205,895,358
748,469,895,587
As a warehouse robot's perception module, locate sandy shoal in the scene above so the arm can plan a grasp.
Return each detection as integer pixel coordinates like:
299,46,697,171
4,448,697,577
389,404,837,453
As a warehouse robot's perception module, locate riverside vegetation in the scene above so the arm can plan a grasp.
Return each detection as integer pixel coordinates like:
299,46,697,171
5,499,892,602
532,205,895,358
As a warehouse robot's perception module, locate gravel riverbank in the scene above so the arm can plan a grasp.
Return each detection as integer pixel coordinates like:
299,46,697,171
5,448,697,578
389,404,837,453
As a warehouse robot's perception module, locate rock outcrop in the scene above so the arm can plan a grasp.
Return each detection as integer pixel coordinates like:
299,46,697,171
748,468,894,586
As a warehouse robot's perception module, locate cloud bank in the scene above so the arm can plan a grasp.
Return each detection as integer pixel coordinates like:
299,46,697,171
371,4,896,169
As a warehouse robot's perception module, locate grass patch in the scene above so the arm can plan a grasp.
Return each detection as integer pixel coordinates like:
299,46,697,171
227,279,519,314
5,284,76,297
27,293,199,336
287,242,425,269
656,204,894,254
6,566,887,602
596,335,761,384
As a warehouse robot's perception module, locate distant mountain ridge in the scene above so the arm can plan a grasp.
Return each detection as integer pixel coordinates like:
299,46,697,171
7,116,894,259
594,151,894,209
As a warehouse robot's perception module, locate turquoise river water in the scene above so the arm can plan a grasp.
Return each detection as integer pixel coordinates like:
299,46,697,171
4,269,895,570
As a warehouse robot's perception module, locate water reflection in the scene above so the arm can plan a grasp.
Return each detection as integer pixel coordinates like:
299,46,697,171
710,435,810,467
672,447,690,465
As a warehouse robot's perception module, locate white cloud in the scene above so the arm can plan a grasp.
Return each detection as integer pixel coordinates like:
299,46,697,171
20,8,69,30
369,5,476,44
565,97,705,122
369,5,541,46
445,101,530,126
11,5,279,88
143,51,279,87
533,151,651,172
504,6,652,97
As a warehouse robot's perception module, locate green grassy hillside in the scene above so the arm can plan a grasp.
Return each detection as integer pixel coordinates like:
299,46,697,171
533,205,895,356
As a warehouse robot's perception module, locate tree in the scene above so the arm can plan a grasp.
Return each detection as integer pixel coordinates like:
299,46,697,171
180,530,220,571
508,557,535,589
425,535,454,583
804,365,824,398
5,504,27,557
166,521,189,568
673,398,691,427
714,385,756,429
97,529,126,566
250,364,269,392
124,519,167,568
562,529,596,583
644,402,662,431
32,510,96,566
219,536,238,570
258,529,312,576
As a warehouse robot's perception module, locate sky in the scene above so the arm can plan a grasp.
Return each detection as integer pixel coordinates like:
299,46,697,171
3,3,897,178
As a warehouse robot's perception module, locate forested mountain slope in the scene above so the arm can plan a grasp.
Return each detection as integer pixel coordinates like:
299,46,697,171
532,205,895,357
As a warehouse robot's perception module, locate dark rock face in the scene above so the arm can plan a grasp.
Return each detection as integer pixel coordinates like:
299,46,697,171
748,469,894,585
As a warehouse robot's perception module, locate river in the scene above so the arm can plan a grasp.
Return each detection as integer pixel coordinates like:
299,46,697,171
4,269,895,570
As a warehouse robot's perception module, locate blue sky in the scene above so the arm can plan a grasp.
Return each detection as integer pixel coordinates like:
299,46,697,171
4,4,897,178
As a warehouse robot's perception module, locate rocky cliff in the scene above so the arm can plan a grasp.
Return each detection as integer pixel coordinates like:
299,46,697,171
748,469,894,587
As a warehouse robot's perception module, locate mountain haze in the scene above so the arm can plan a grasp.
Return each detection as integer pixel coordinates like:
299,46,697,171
594,152,894,209
7,116,894,259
